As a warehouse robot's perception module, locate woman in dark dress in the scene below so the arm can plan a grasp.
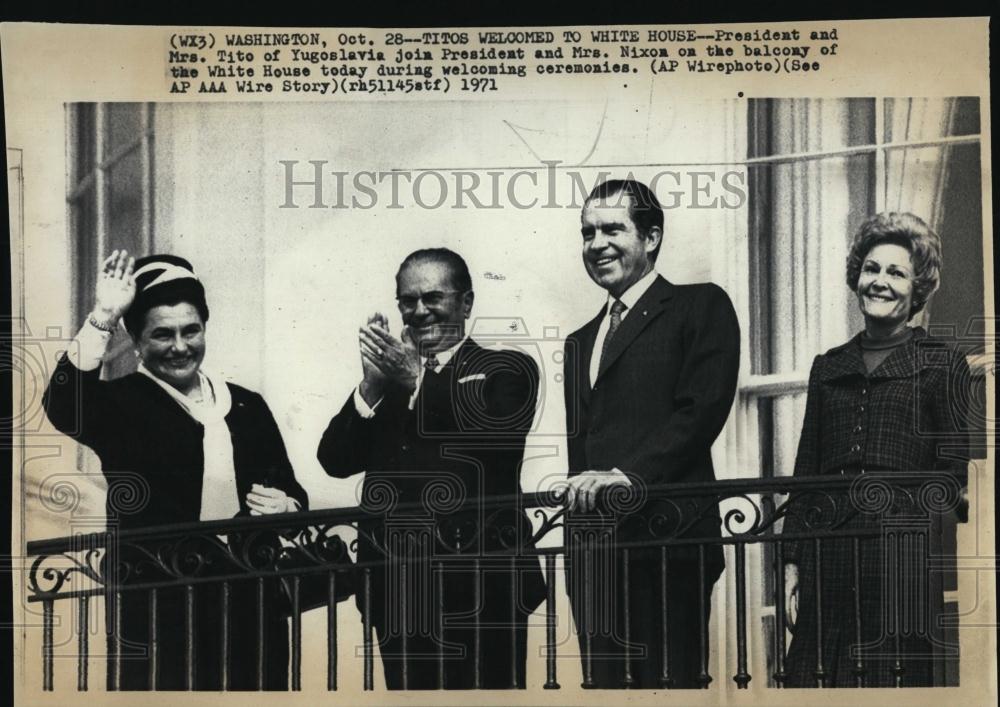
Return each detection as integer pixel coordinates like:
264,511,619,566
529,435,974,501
43,251,309,689
782,213,970,687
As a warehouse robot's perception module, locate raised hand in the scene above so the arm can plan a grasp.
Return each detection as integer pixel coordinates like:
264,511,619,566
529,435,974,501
360,319,421,392
93,250,136,324
358,312,389,405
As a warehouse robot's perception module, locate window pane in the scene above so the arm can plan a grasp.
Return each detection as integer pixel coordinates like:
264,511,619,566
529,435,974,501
73,103,98,176
71,191,98,328
883,97,980,142
107,103,144,157
747,154,874,376
747,98,875,158
107,147,144,253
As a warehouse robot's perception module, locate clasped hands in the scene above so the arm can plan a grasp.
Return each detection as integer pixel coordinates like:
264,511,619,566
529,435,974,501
358,313,421,403
246,483,298,516
561,469,634,513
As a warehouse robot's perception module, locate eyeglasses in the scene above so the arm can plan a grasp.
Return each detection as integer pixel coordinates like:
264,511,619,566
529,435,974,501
395,290,467,311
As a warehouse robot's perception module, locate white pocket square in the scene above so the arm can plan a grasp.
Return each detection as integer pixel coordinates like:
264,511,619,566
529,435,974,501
458,374,487,383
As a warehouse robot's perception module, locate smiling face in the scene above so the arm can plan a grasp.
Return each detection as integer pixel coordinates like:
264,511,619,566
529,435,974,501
136,302,206,395
396,260,473,355
581,197,661,298
856,242,915,325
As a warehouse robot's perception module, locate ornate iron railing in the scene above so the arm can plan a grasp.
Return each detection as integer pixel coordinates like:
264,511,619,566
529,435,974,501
25,470,965,691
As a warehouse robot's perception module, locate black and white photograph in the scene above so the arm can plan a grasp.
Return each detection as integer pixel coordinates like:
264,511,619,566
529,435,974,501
3,17,995,705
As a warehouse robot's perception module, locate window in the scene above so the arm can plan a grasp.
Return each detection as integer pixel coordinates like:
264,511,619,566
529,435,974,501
66,103,156,379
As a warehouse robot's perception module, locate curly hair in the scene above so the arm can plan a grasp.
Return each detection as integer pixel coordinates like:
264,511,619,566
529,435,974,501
845,212,942,319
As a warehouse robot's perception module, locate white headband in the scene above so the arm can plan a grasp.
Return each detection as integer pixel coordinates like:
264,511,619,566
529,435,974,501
133,262,199,291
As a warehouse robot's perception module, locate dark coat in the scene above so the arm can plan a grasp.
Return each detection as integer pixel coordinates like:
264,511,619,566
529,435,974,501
563,276,741,570
317,338,546,689
43,355,308,689
783,328,970,687
562,276,741,687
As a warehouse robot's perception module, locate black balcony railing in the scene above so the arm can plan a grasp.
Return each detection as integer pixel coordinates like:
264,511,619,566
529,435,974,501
25,471,965,691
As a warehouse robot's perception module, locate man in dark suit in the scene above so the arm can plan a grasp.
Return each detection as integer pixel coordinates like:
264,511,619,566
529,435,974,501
562,179,740,688
318,248,545,689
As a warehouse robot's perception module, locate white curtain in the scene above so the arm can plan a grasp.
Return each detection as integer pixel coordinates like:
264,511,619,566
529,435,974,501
883,98,960,327
750,98,875,478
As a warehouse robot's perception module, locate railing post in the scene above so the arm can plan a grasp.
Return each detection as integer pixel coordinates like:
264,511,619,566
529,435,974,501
77,595,89,691
813,538,825,688
773,541,787,688
697,546,711,689
185,584,196,690
621,548,633,689
852,537,865,687
256,577,266,691
509,554,519,689
543,553,560,689
581,545,594,689
436,560,445,690
362,568,373,691
219,582,230,691
327,571,338,691
659,546,672,689
42,599,53,691
473,557,482,689
733,542,751,688
148,588,158,689
290,575,302,691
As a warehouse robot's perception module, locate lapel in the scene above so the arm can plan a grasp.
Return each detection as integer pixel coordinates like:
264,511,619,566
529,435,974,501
449,337,481,377
415,337,478,404
815,335,867,381
576,309,604,404
595,275,675,384
130,371,206,431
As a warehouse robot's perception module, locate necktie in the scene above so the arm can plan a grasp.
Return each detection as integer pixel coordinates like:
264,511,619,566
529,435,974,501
598,299,627,372
424,354,440,371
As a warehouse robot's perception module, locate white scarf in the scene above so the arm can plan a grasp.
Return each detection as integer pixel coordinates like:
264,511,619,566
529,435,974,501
138,364,241,521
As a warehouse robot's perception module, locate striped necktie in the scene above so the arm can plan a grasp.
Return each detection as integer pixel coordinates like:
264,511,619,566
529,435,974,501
598,299,627,372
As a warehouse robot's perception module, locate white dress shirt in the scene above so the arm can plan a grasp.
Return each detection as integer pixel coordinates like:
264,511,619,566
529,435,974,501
354,335,469,418
589,268,659,387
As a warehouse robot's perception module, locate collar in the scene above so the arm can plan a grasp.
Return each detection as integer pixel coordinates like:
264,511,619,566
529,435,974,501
422,334,468,373
137,363,232,422
859,326,915,350
607,268,659,314
817,326,931,381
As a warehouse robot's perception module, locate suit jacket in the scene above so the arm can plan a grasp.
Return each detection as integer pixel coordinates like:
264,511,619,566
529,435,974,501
790,326,970,479
318,337,546,615
43,355,308,689
44,355,309,529
563,275,740,576
783,326,971,560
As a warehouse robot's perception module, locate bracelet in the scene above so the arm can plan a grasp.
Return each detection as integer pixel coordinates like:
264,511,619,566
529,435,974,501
88,313,119,334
